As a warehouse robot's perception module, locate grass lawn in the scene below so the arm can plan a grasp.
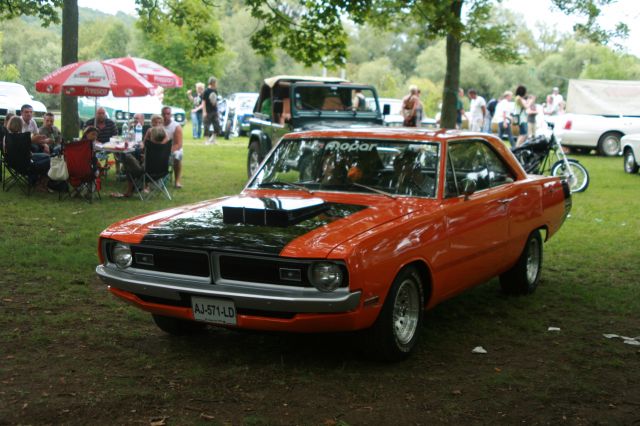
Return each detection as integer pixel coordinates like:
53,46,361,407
1,134,639,425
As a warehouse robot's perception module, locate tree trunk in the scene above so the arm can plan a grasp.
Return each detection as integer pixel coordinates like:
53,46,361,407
61,0,78,141
440,1,463,130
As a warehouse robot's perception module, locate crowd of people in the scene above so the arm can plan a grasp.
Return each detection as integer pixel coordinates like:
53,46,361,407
403,84,566,148
1,101,185,196
2,76,567,197
1,104,63,190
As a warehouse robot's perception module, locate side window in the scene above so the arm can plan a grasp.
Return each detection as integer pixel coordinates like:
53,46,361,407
483,144,515,187
445,140,513,197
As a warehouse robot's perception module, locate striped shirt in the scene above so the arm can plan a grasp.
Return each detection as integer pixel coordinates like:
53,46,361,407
84,118,118,143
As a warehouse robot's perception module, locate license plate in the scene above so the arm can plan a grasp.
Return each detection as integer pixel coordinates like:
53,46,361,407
191,296,237,325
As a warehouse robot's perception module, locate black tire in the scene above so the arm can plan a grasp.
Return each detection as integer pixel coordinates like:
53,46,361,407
598,132,622,157
152,314,206,336
363,266,424,361
550,159,590,193
500,230,543,295
247,139,263,178
623,148,639,174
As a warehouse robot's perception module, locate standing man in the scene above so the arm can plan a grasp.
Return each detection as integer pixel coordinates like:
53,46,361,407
467,89,487,132
20,104,47,152
401,85,419,127
39,112,62,155
549,87,564,115
494,91,515,148
202,76,220,145
84,107,118,143
162,106,184,189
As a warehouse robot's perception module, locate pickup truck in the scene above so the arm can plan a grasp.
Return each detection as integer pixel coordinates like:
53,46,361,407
246,76,388,177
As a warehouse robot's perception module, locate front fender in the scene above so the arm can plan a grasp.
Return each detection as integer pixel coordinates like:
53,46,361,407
248,129,272,156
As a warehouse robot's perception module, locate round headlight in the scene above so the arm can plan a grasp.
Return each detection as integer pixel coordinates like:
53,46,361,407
309,262,343,292
115,111,123,120
112,243,132,269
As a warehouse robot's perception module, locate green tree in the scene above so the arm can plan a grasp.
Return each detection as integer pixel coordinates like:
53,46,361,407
79,19,131,60
1,19,61,105
0,32,21,81
355,57,403,97
135,0,222,59
0,0,61,25
61,0,78,140
134,0,225,108
244,0,628,129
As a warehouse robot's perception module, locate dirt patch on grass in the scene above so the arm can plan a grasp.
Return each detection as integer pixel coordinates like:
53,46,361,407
2,276,639,425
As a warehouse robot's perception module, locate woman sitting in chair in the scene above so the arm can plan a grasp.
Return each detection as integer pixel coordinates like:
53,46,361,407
5,116,49,186
111,127,168,198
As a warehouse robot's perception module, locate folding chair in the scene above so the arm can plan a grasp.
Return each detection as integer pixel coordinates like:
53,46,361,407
131,141,172,201
63,139,101,202
2,132,37,195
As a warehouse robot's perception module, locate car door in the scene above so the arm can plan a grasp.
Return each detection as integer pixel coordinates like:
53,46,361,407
438,139,517,296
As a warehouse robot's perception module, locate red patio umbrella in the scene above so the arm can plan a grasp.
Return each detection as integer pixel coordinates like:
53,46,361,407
105,57,183,88
35,60,155,97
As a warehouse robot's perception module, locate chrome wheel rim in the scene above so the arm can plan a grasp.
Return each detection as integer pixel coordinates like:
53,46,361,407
526,237,541,284
625,152,636,172
567,164,585,191
249,151,260,176
393,279,420,345
602,136,620,156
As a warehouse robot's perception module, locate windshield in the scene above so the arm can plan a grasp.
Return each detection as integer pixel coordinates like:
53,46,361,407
292,86,380,115
249,138,440,198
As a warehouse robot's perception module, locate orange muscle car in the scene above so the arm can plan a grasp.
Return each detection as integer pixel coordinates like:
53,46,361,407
97,128,571,360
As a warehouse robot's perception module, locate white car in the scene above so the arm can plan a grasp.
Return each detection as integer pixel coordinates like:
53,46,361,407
0,81,48,125
622,133,640,174
552,113,640,157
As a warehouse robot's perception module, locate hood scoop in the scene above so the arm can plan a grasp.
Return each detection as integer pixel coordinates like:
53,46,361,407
222,196,329,227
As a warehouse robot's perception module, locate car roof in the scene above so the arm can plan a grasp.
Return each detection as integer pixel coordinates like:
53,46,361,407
0,81,26,87
284,127,478,141
263,75,348,88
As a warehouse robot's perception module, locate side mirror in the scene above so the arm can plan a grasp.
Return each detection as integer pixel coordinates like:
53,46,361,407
383,104,391,115
461,178,477,198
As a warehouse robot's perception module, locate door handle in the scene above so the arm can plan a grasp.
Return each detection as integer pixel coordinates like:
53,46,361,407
498,197,515,204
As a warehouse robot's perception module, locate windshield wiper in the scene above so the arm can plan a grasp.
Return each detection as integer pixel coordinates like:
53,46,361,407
258,181,312,193
350,183,396,199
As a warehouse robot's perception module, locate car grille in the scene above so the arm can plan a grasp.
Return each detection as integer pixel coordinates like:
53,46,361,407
129,246,210,277
218,255,312,287
105,242,346,288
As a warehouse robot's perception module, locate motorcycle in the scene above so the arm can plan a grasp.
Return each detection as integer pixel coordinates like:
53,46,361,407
217,97,228,137
511,122,590,193
223,102,238,140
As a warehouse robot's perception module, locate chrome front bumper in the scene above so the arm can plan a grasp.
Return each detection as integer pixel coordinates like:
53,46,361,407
96,264,361,313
